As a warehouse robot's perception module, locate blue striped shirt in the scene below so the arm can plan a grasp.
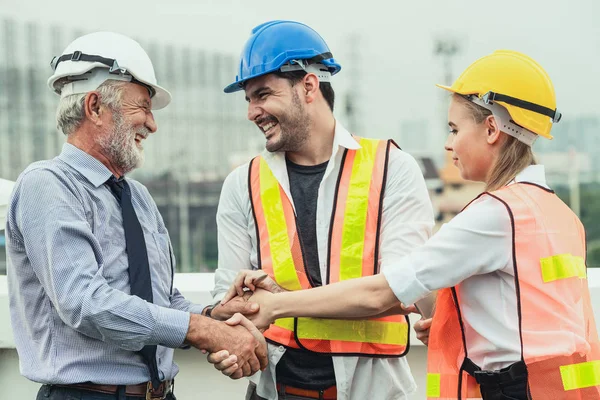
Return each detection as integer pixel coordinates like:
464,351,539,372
6,143,203,384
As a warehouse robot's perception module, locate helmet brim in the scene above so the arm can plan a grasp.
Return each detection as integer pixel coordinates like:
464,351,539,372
435,83,455,93
147,83,171,110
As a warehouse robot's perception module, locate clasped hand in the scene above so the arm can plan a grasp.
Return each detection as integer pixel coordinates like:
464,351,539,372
207,270,284,378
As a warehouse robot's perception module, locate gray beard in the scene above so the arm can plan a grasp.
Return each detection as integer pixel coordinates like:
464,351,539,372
98,113,148,175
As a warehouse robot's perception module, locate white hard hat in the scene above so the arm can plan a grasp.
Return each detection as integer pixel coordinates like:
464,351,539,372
48,32,171,110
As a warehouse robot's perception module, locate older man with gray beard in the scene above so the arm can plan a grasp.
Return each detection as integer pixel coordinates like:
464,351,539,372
5,32,267,400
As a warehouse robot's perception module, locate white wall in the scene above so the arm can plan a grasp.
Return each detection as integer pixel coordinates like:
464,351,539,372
3,271,600,399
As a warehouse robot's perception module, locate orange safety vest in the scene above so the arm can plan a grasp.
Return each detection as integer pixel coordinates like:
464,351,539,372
426,182,600,399
248,137,409,356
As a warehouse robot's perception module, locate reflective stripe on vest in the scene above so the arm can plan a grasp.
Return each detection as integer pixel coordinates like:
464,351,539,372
248,137,409,356
426,183,600,399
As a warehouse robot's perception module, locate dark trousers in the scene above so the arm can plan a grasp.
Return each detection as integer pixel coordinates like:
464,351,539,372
36,385,176,400
246,382,323,400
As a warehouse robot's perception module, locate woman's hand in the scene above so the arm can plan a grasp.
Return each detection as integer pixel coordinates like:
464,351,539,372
245,289,277,331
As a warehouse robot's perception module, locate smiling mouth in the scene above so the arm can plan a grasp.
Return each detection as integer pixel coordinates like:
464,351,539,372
134,134,146,147
258,120,278,137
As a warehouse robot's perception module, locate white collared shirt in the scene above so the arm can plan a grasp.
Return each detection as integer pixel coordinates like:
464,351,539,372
384,165,550,371
212,122,434,400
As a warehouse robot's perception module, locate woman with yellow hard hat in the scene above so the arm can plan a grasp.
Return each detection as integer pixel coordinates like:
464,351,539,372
217,50,599,400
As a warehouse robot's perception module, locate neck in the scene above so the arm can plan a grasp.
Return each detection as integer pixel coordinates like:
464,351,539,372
67,129,124,178
285,111,335,166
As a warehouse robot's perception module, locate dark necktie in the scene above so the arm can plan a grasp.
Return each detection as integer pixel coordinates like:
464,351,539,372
106,176,160,389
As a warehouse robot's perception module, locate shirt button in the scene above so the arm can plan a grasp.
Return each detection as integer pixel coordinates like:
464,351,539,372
278,346,285,352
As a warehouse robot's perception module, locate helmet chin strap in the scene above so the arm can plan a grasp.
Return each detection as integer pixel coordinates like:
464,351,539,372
467,95,539,147
280,61,332,83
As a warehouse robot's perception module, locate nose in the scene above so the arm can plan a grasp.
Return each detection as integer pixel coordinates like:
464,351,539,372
247,101,262,122
444,133,454,152
146,111,157,133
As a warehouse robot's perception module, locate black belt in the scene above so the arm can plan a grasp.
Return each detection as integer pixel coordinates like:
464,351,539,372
55,381,173,399
462,358,528,386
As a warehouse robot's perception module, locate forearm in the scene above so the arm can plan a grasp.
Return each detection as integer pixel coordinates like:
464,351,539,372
184,313,223,351
29,224,189,348
270,275,399,320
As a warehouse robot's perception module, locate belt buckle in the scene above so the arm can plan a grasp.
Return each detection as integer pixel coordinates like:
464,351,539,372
146,382,166,400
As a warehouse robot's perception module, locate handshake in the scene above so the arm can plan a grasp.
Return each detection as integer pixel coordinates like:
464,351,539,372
185,271,284,379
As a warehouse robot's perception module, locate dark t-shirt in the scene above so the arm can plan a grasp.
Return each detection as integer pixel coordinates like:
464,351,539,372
274,158,336,390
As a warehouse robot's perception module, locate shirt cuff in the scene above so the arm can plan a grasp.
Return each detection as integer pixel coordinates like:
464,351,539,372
382,258,429,305
149,307,191,348
187,304,206,315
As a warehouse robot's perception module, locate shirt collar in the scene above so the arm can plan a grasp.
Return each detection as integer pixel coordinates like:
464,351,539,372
332,121,361,151
58,143,114,188
510,165,549,189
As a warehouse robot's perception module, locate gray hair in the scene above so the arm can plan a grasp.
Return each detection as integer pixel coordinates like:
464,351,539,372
55,79,127,136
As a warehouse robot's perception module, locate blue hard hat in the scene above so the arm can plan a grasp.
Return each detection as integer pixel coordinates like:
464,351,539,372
224,20,341,93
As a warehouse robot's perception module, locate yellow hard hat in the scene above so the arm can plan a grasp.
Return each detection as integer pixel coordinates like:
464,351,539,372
437,50,561,139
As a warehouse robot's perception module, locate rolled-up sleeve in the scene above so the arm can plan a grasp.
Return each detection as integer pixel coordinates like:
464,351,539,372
13,169,190,349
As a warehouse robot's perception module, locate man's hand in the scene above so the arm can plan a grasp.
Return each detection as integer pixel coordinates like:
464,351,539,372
210,291,259,321
185,314,268,378
206,313,268,379
414,317,432,346
221,270,285,305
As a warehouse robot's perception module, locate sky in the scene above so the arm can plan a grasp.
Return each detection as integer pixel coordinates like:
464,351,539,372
1,0,599,146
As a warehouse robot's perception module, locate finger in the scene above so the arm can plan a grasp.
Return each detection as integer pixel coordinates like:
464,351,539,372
416,331,429,341
213,355,238,371
221,285,238,305
251,273,271,291
244,302,260,314
225,313,244,326
414,318,432,331
244,273,258,291
230,367,244,380
232,313,260,333
415,318,433,331
255,340,268,370
221,363,239,377
207,350,231,364
222,272,248,305
245,271,268,291
246,353,261,375
234,272,249,297
403,304,418,314
241,362,252,377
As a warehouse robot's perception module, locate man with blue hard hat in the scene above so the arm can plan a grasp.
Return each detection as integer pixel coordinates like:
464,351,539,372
206,20,435,399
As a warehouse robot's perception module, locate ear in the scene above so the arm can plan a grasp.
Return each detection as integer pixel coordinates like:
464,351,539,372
485,114,502,145
302,73,320,104
83,92,104,127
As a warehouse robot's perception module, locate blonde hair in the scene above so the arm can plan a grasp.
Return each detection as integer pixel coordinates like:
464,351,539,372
454,94,536,192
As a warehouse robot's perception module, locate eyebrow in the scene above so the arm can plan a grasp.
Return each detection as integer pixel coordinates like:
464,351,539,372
448,121,457,127
245,86,270,102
